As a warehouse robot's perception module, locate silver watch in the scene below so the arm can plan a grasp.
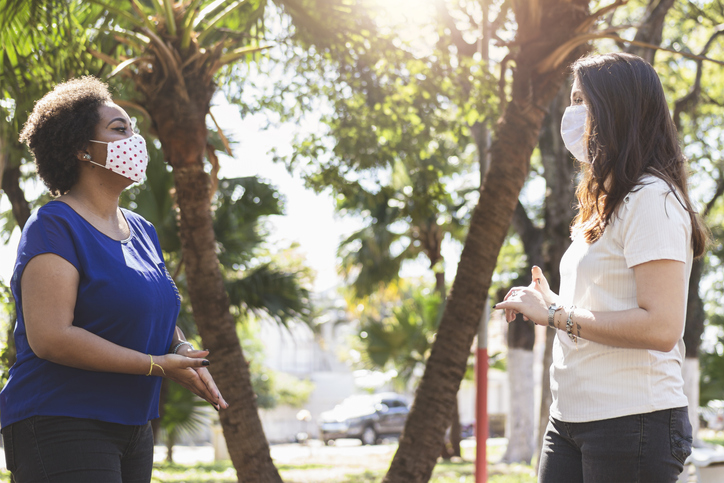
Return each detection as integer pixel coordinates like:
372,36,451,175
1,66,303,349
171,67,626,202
548,303,561,329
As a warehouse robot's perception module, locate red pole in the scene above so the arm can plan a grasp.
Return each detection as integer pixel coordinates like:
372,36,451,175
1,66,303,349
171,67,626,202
475,302,489,482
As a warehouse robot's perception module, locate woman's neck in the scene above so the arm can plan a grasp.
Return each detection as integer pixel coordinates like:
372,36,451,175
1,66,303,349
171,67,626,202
63,185,120,221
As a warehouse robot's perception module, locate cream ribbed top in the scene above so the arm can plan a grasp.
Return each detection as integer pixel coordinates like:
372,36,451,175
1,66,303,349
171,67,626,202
550,175,692,423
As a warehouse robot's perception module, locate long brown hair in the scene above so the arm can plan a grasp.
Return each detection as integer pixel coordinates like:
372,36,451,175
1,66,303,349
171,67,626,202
571,52,708,257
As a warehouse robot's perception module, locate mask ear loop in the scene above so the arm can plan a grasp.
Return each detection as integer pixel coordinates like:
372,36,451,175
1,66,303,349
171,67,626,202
85,140,110,169
86,160,108,169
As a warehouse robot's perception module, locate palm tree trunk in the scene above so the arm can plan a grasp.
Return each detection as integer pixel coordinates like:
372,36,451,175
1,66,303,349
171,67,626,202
141,74,281,481
172,162,281,482
382,2,589,480
429,235,462,459
435,267,462,459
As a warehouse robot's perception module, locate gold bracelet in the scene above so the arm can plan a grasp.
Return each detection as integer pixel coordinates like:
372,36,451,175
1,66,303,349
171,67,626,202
146,354,166,377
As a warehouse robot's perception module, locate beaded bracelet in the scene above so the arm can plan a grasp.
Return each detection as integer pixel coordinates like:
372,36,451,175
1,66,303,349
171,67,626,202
565,307,577,344
172,341,195,354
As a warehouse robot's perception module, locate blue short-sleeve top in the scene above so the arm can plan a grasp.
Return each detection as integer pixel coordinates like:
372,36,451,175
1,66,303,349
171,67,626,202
0,201,180,427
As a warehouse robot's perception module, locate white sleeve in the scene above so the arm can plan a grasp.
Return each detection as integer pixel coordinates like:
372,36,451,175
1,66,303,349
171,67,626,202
620,183,691,268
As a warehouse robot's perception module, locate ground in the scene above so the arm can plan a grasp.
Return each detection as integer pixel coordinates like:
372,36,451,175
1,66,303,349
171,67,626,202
3,433,719,482
149,438,536,483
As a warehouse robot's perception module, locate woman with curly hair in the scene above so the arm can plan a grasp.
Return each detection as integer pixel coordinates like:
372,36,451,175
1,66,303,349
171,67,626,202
496,53,705,482
0,76,228,482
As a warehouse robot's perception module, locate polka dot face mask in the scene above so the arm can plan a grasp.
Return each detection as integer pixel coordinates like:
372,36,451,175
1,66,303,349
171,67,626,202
88,134,149,183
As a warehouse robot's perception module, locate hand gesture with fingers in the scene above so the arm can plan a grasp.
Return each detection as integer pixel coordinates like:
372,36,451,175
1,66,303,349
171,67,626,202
495,266,559,326
154,353,229,410
178,347,229,411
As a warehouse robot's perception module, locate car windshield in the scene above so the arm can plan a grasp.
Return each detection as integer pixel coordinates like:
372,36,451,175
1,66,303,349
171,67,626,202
331,395,377,418
321,393,408,422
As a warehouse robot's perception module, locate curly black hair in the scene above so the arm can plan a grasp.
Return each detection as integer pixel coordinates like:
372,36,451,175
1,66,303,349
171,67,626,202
19,76,113,196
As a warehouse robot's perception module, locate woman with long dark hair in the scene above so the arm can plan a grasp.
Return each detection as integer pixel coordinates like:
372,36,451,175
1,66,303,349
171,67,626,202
496,52,705,482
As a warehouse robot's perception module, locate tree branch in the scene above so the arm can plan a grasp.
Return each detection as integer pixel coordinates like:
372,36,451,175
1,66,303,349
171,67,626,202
498,53,514,114
625,0,675,63
703,170,724,218
673,24,724,130
576,0,628,34
435,0,477,57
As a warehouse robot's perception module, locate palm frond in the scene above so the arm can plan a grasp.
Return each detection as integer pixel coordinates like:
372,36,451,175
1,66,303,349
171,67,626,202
226,264,311,326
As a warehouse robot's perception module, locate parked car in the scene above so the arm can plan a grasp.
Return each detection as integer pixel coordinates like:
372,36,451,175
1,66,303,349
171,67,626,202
318,392,409,445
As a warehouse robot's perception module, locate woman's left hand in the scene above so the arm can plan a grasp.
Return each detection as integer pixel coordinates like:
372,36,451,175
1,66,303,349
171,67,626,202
177,346,229,411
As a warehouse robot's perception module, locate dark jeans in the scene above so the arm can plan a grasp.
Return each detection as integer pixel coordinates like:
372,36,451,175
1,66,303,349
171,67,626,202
2,416,153,483
539,407,692,483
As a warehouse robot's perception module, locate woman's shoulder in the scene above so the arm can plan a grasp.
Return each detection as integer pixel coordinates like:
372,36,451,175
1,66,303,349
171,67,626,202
35,199,72,217
23,200,74,232
625,175,682,207
630,174,674,195
621,175,689,223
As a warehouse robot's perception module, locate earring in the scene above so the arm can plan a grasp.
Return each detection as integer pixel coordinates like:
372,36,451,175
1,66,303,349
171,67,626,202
83,154,91,160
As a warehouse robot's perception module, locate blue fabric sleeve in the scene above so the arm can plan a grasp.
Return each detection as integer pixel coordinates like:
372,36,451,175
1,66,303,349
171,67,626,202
21,208,82,273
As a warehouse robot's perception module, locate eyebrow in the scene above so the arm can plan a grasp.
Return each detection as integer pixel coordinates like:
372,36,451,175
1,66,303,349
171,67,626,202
105,117,128,128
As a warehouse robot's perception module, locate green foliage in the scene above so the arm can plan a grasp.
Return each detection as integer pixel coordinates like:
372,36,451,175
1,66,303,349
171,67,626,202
490,231,527,300
0,0,108,181
226,263,312,325
0,280,15,389
213,176,284,267
351,280,442,389
160,380,211,459
246,4,500,298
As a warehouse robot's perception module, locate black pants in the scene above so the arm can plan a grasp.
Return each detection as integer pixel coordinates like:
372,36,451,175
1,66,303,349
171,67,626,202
2,416,154,483
539,407,693,483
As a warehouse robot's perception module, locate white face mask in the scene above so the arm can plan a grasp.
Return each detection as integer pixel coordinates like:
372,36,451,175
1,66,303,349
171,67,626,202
86,133,149,183
560,104,590,164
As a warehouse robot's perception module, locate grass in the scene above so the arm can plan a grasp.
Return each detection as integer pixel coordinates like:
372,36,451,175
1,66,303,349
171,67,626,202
148,459,535,483
0,440,536,483
702,434,724,446
147,441,536,483
0,459,534,483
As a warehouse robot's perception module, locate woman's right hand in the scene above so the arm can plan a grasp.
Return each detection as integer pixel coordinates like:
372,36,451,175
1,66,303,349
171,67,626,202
153,354,221,409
